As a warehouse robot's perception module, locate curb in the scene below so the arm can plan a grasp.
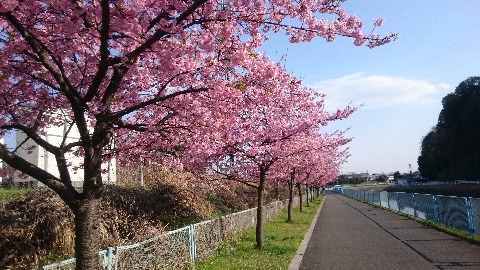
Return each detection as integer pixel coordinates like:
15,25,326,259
288,195,326,270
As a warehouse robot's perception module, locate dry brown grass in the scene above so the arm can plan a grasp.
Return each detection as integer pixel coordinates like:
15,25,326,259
0,166,292,269
0,189,75,269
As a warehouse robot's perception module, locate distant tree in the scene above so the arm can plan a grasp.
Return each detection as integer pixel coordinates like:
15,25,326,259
418,77,480,180
375,174,388,182
336,174,366,184
393,171,401,180
418,127,447,180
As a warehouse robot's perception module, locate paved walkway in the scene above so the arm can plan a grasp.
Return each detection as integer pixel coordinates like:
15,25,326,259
294,192,480,270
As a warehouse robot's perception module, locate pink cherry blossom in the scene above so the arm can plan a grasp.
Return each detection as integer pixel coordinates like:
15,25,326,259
374,17,385,27
0,1,395,268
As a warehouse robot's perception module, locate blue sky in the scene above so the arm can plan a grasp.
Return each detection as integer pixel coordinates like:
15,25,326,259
261,0,480,174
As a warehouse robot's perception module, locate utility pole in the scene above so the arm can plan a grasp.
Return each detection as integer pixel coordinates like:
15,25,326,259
409,163,412,182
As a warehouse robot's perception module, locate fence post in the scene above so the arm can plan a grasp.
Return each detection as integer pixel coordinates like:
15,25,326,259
387,192,390,209
114,246,119,270
397,192,400,212
413,193,417,218
432,195,439,223
466,198,475,236
105,247,113,270
189,224,196,262
219,216,226,239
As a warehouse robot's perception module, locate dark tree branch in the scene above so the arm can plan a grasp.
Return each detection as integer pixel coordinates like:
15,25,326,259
2,124,60,156
1,13,81,102
83,0,111,103
0,144,79,209
111,86,208,120
147,11,171,32
1,12,92,153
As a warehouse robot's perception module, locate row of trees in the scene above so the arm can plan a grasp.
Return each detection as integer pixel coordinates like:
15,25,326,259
0,1,395,268
418,77,480,180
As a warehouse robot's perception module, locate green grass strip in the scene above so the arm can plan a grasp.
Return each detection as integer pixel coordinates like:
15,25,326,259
0,187,33,201
195,196,323,270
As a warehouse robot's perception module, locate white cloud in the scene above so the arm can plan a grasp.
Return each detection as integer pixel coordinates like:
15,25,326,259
310,73,450,111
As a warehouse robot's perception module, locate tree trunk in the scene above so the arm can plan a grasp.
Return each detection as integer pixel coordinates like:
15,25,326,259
274,180,279,201
305,185,310,207
287,169,295,222
256,168,266,249
73,194,101,270
296,183,303,212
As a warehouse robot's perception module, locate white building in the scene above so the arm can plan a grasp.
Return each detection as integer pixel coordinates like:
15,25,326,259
14,117,116,188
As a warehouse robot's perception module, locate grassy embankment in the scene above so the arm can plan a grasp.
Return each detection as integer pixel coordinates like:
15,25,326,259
195,196,323,270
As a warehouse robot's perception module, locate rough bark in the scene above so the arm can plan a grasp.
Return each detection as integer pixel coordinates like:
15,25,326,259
287,169,295,222
274,180,279,201
296,183,303,212
255,168,266,248
74,140,105,270
305,185,310,207
73,193,102,269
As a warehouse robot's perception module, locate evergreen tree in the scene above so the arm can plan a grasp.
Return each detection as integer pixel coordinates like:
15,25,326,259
418,77,480,180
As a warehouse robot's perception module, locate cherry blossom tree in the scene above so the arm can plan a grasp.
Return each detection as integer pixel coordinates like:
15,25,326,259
184,74,355,247
275,130,350,221
0,0,395,268
117,55,354,249
298,141,348,207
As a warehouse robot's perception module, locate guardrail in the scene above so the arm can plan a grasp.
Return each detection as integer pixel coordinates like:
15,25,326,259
38,197,302,270
333,187,480,236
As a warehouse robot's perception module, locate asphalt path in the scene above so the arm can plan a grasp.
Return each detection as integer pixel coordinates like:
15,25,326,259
292,192,480,270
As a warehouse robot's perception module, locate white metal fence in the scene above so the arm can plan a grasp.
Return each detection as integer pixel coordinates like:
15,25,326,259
38,198,301,270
